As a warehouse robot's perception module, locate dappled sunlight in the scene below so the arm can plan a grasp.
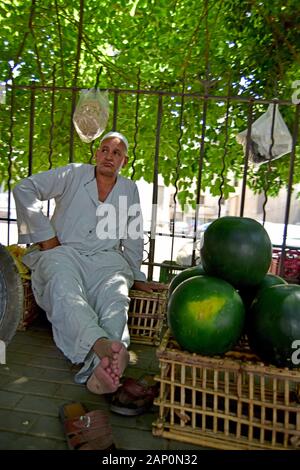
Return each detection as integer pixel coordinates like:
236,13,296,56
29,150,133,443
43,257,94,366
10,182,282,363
12,376,29,385
128,350,138,365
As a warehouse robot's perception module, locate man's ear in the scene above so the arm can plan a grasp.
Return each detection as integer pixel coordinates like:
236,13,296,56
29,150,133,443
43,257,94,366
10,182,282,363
122,156,129,167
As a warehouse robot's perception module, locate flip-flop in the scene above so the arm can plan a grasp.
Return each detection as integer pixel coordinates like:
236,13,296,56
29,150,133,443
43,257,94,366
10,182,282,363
110,375,159,416
59,401,115,450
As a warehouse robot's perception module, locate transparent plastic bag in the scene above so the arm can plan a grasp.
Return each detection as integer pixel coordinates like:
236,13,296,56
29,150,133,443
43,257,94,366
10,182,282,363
236,104,292,164
73,88,109,143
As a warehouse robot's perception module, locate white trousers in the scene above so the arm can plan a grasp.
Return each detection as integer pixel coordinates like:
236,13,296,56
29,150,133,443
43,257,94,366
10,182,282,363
23,246,134,382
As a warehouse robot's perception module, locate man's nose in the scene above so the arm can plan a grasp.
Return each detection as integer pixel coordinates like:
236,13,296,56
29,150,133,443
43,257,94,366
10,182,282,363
104,150,113,160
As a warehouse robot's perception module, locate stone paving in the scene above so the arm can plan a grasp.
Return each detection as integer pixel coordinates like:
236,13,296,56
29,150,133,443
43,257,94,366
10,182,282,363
0,317,203,451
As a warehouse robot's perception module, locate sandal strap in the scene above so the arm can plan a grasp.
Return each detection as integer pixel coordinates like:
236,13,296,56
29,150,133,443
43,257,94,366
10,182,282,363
63,410,109,434
79,438,115,451
68,428,114,450
63,410,113,450
122,377,159,399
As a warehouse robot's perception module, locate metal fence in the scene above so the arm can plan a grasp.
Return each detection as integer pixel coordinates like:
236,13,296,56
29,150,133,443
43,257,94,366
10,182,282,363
1,82,299,281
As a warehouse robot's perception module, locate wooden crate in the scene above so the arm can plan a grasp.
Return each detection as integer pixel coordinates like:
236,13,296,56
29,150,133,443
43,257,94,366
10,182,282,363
153,330,300,450
128,287,168,346
17,280,41,331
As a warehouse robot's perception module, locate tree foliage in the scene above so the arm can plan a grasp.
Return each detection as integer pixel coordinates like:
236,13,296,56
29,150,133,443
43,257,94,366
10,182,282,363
0,0,299,204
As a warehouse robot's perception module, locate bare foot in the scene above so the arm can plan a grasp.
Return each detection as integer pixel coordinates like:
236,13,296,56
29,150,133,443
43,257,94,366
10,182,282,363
86,362,119,395
105,342,129,377
86,339,129,396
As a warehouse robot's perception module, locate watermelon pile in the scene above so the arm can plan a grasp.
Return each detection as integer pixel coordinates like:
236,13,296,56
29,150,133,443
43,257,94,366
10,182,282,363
167,216,300,368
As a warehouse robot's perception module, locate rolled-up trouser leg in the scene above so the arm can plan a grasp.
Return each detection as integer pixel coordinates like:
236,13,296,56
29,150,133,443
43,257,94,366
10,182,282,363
88,271,132,348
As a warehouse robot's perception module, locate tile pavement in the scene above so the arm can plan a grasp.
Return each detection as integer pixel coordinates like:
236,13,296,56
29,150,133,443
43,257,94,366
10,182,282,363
0,317,204,451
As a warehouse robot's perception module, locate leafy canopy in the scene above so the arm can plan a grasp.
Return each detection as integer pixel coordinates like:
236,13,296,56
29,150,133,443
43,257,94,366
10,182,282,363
0,0,299,204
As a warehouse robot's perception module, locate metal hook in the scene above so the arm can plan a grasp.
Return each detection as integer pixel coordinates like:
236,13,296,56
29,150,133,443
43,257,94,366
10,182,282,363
94,67,103,91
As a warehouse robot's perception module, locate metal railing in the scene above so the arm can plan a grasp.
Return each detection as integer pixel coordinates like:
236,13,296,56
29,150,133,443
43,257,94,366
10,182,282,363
1,82,299,281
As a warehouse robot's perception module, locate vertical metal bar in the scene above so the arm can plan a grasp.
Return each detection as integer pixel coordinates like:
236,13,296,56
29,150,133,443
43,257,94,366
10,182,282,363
47,65,56,217
69,90,76,163
191,97,208,265
217,89,231,218
278,104,300,276
262,103,277,224
170,80,185,262
7,76,15,245
87,68,102,164
148,94,163,281
94,67,102,90
239,100,254,216
131,68,141,180
89,141,94,164
69,0,84,162
54,0,66,86
112,90,119,131
48,65,56,171
28,86,35,176
192,0,210,261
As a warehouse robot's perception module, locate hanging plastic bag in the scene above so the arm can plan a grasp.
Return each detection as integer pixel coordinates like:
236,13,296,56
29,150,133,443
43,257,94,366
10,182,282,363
236,104,292,164
73,88,109,143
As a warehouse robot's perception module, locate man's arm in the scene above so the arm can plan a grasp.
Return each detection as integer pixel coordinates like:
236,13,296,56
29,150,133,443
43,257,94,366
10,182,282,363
38,236,61,251
13,165,73,245
121,184,166,292
121,184,147,282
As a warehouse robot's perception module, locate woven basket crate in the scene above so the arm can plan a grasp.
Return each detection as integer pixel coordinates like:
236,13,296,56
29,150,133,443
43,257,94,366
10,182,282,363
153,329,300,450
17,280,169,339
17,279,40,331
128,287,168,346
3,245,41,331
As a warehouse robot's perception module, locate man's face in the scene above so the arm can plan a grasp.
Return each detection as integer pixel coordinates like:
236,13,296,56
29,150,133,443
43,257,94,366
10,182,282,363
95,137,128,177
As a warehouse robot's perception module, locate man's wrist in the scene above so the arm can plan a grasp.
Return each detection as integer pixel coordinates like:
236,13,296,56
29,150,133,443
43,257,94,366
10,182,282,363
38,236,60,251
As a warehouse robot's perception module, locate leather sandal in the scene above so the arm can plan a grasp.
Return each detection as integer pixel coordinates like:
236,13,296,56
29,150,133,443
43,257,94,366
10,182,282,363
59,401,115,450
110,375,159,416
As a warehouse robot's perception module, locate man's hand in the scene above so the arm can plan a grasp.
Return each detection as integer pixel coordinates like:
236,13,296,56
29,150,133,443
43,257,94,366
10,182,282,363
38,236,61,251
132,281,167,293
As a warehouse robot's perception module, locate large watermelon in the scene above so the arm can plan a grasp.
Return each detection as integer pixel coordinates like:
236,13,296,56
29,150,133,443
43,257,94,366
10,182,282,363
168,264,205,296
247,284,300,368
168,275,245,355
200,216,272,288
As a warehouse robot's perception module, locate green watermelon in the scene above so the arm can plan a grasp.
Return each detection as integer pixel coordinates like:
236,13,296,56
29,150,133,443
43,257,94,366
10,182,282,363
168,275,245,355
200,216,272,288
247,284,300,368
168,264,205,296
239,273,287,311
